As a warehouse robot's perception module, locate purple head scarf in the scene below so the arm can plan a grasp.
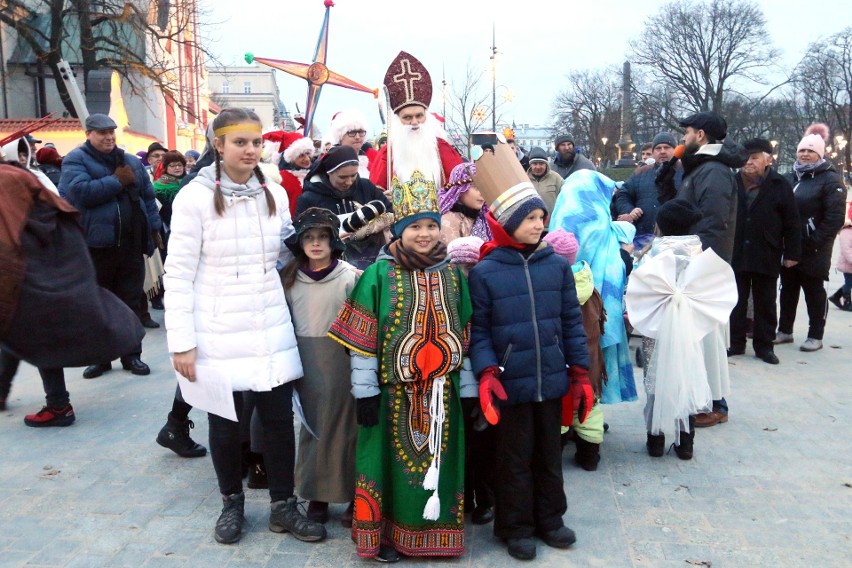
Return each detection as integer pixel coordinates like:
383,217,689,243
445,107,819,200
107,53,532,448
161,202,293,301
439,162,492,240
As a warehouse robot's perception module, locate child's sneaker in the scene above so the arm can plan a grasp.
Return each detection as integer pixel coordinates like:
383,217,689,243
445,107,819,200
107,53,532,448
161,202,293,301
24,404,75,427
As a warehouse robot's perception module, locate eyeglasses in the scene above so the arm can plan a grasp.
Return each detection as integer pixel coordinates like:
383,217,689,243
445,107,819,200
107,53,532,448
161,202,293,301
345,129,367,138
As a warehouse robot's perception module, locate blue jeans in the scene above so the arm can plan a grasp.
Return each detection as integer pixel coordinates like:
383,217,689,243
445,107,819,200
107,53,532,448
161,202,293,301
843,273,852,294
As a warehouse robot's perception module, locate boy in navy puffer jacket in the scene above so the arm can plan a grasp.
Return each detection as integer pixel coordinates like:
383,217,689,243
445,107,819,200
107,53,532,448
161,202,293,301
468,143,591,561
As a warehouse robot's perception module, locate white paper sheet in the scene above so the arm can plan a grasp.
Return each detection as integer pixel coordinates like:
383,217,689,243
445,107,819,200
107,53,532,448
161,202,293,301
292,389,318,439
175,363,237,422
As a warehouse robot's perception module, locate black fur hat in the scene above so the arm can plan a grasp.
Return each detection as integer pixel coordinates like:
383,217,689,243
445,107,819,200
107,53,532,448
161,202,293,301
285,207,346,255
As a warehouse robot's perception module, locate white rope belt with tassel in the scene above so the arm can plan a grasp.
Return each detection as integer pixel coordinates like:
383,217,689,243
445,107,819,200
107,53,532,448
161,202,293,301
422,375,446,520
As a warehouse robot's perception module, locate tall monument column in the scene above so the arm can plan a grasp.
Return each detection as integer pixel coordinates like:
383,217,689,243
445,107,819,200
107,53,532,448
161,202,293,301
616,60,637,167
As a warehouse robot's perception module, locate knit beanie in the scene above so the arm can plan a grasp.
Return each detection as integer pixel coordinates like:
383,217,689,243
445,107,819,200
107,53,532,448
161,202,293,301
554,134,574,147
184,149,200,160
528,147,548,163
504,196,547,236
651,132,677,149
797,123,829,157
543,229,579,264
655,198,702,236
447,236,484,266
35,147,62,167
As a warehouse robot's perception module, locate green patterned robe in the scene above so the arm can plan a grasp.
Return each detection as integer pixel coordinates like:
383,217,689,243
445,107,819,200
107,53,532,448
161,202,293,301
329,257,472,558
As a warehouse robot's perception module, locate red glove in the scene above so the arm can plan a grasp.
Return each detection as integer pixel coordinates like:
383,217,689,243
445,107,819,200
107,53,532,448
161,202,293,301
568,366,594,424
479,366,508,425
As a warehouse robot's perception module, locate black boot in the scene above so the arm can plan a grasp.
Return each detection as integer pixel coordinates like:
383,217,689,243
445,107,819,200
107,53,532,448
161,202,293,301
573,436,601,471
246,452,268,489
156,412,207,457
842,290,852,312
673,416,695,460
829,288,845,309
646,432,665,457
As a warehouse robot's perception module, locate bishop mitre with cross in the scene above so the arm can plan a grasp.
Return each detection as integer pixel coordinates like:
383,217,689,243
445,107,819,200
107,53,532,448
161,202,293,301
369,51,463,191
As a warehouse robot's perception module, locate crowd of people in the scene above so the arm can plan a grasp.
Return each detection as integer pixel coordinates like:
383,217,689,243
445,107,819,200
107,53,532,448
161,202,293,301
1,48,851,563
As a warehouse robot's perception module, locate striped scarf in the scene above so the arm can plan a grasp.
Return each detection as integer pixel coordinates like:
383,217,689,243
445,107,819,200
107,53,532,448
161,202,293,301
388,239,448,270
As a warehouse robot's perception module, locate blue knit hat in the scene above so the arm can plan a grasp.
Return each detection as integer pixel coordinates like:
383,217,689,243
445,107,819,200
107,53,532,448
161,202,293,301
503,196,547,236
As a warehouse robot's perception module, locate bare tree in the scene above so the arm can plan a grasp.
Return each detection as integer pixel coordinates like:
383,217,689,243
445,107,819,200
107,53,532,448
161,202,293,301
629,0,781,115
443,61,492,158
551,67,622,164
1,0,217,118
794,27,852,172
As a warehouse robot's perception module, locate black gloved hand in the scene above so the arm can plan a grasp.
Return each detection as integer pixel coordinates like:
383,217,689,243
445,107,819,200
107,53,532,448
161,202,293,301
356,395,380,427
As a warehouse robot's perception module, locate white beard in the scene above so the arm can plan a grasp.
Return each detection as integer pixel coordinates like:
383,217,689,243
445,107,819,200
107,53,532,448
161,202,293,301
389,113,443,185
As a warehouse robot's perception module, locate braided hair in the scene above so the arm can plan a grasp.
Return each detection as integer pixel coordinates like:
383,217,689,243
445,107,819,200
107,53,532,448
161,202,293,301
211,108,276,217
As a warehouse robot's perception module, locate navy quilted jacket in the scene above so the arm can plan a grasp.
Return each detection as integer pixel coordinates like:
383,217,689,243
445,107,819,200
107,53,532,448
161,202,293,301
468,244,590,405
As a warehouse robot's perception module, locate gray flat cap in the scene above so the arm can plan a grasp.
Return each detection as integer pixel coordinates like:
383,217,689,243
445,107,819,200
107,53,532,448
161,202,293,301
85,114,117,131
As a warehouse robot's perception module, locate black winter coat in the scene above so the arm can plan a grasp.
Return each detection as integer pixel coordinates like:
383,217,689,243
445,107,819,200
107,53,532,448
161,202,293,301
614,163,683,236
678,140,748,263
731,168,801,277
468,244,589,405
296,174,392,269
787,161,847,279
296,174,390,217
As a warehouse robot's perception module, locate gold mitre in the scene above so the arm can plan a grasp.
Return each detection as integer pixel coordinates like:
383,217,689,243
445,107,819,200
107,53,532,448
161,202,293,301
391,169,441,234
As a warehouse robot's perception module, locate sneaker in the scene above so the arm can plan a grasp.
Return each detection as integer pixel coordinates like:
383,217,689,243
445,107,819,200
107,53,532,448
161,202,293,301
156,413,207,457
694,411,728,428
506,537,536,560
24,404,75,427
214,492,245,544
269,497,327,542
537,525,577,549
773,332,794,344
799,338,823,352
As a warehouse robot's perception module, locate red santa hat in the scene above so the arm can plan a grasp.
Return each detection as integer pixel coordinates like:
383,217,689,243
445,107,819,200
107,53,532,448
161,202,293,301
281,132,315,164
262,130,315,164
329,109,368,144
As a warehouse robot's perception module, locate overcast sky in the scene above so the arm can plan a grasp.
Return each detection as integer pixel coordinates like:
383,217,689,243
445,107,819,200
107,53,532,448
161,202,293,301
206,0,852,136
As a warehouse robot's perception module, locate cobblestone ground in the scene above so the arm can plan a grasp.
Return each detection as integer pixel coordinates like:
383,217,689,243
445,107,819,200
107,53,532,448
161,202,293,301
1,272,851,568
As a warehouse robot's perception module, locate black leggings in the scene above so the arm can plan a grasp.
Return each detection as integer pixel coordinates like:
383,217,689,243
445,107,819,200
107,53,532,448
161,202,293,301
208,383,295,502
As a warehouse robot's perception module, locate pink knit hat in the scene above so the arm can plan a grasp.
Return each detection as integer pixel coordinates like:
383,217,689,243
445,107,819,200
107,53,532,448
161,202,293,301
543,229,579,265
447,236,484,266
797,123,829,157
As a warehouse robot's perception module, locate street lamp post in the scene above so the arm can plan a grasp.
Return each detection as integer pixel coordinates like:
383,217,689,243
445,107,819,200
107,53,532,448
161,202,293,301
490,24,497,134
601,137,608,167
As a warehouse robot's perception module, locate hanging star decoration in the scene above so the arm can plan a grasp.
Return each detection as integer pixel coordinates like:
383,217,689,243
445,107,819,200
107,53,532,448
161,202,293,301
245,0,377,137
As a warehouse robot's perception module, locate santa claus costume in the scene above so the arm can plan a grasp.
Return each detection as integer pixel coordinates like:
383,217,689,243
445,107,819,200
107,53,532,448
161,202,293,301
369,51,462,191
329,109,376,178
261,131,315,216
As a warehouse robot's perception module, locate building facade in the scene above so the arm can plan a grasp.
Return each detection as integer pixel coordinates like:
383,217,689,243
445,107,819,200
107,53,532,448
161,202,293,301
208,65,290,130
0,0,210,152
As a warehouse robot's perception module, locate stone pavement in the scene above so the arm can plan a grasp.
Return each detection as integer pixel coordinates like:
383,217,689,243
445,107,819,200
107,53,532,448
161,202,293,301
2,273,851,568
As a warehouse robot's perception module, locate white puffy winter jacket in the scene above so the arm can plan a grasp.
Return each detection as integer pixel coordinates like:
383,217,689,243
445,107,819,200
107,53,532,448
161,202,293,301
164,165,302,391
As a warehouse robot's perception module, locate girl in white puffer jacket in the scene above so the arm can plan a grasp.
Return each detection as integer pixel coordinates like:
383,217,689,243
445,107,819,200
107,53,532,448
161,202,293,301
164,108,326,546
